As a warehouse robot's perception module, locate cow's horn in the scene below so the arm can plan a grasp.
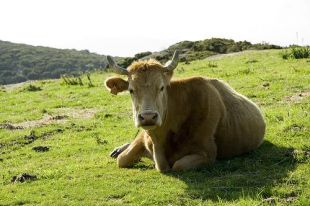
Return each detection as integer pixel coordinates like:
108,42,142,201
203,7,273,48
106,56,129,75
164,50,179,71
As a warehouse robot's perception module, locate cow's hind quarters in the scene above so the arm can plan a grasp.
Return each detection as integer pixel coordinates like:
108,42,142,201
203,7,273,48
110,143,130,158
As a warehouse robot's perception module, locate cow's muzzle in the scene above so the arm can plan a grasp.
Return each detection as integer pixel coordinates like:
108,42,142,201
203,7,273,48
137,111,159,127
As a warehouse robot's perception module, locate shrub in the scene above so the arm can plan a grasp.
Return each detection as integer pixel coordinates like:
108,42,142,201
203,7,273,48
245,59,258,64
281,47,310,59
208,61,218,68
61,75,83,86
134,51,152,59
119,57,137,68
23,84,42,92
281,50,290,59
86,73,94,87
291,47,310,59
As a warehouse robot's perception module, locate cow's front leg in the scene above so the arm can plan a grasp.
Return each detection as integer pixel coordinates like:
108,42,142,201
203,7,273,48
153,144,170,172
110,143,130,158
172,153,215,171
116,134,146,168
172,136,217,171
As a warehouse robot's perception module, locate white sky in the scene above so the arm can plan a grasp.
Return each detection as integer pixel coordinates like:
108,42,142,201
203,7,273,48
1,0,309,56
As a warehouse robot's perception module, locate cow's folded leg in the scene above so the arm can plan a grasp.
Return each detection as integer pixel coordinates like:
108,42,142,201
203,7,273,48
110,143,130,158
117,135,145,168
172,154,214,171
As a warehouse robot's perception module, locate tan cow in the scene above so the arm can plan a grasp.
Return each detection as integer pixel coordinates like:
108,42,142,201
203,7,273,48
105,51,265,172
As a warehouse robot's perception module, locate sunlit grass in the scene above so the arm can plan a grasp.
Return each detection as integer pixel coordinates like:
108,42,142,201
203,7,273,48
0,50,309,205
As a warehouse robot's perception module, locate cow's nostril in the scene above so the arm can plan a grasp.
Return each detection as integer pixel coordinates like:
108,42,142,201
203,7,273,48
152,113,158,120
138,114,144,121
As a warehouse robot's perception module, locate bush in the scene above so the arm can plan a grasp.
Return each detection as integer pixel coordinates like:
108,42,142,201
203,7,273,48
208,61,218,68
281,50,290,60
61,75,83,86
291,47,310,59
119,57,137,68
281,47,310,59
23,84,42,92
86,73,94,87
134,51,152,59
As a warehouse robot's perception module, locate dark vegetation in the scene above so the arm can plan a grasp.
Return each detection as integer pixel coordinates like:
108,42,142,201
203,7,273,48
0,40,107,85
11,173,37,183
61,75,83,86
0,38,283,84
22,84,42,92
61,73,94,87
119,38,283,67
282,46,310,59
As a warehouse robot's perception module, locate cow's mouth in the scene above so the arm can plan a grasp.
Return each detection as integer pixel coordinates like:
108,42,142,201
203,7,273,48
140,125,157,130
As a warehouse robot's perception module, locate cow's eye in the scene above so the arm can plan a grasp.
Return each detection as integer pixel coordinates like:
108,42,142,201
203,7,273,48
129,89,134,94
160,86,164,92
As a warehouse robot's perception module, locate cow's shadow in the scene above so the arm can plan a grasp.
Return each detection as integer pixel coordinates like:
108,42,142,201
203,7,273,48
165,140,298,201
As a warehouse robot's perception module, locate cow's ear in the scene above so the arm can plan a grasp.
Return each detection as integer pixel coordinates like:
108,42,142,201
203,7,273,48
105,77,129,95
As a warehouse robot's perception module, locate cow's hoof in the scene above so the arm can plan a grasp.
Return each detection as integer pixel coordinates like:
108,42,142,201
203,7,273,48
110,143,130,158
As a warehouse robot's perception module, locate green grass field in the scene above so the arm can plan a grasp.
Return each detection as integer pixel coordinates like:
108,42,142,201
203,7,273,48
0,50,309,205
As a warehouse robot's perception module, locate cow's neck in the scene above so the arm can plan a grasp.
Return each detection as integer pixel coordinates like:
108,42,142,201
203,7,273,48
146,81,191,145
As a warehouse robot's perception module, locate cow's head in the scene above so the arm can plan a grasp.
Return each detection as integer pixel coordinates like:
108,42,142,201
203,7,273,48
105,51,179,130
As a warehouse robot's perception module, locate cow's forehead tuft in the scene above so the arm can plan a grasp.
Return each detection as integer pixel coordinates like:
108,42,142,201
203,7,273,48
131,71,163,85
128,59,165,73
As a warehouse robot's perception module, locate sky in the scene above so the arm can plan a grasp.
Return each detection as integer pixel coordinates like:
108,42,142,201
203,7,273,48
0,0,309,57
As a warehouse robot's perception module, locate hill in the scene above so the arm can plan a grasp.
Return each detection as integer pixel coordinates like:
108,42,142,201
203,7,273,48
120,38,283,67
0,38,282,85
0,40,107,85
0,50,309,205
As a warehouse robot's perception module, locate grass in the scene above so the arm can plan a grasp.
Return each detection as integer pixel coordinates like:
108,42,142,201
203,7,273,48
0,50,309,205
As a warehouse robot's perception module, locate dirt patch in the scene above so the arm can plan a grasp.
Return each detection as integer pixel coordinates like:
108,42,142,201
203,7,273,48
32,146,49,152
10,114,68,129
24,131,37,144
11,173,37,183
283,124,304,132
284,92,310,103
0,123,23,130
1,108,97,130
0,129,63,155
55,108,97,119
2,82,28,91
263,197,276,204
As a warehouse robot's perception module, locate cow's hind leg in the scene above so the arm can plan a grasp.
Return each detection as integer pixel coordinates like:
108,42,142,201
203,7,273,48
172,154,213,171
116,134,146,168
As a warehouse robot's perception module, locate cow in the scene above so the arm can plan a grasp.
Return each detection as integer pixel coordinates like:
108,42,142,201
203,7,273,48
105,51,265,172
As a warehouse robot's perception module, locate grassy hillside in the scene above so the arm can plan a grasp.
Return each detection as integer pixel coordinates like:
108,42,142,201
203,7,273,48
0,40,107,85
0,50,309,205
0,38,282,85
